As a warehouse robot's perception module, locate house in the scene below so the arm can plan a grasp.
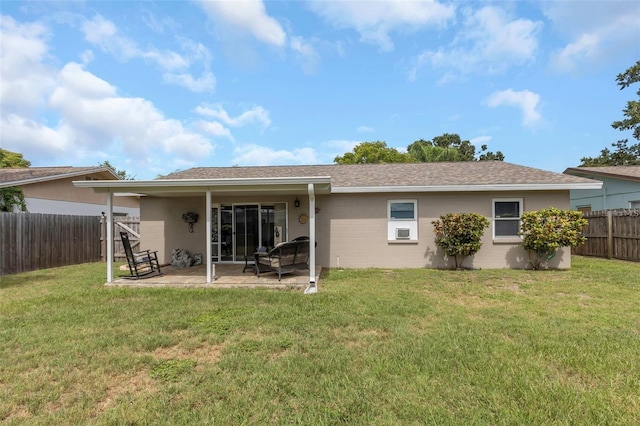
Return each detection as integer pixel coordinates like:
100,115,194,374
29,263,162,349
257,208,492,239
74,161,601,285
563,166,640,212
0,166,139,216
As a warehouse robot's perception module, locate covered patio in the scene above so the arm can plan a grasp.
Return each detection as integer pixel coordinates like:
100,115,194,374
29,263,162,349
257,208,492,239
109,263,323,289
74,175,331,293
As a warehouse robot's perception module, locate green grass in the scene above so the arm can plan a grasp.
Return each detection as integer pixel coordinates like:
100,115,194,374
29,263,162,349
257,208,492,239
1,257,639,424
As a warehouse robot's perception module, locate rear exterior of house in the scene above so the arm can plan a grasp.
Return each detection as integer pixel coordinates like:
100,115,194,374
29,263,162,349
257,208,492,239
75,161,602,284
140,188,570,270
98,162,599,272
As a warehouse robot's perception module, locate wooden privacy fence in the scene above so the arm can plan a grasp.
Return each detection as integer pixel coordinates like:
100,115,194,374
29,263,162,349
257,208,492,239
1,213,101,275
573,209,640,261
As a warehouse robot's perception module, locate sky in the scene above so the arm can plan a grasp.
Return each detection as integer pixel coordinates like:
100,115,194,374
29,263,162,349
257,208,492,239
1,1,639,180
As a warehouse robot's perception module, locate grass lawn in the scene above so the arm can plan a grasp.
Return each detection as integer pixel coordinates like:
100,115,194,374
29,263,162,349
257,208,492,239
1,256,639,424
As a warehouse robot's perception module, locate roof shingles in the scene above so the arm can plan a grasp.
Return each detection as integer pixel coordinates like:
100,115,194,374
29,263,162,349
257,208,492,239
564,165,640,182
162,162,597,188
0,167,115,185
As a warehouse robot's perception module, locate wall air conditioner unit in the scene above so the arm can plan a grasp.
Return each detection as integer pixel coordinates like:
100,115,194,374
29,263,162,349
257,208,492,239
395,228,410,239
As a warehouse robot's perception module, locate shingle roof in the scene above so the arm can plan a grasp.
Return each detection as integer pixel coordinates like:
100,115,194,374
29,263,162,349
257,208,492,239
163,162,597,188
0,166,117,187
564,165,640,182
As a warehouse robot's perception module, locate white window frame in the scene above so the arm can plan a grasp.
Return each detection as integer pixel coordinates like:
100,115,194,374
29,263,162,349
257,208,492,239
492,198,523,240
388,199,418,242
388,200,417,221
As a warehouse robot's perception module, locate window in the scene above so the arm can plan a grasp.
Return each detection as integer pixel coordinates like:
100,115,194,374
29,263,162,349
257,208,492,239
493,198,523,239
388,200,418,241
577,205,591,214
389,201,415,220
630,200,640,209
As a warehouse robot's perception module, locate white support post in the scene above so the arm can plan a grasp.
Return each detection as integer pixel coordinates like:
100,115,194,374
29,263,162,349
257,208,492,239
106,192,113,283
206,190,212,284
305,183,317,294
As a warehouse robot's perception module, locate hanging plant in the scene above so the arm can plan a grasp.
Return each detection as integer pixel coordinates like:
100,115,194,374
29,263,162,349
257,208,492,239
182,212,198,233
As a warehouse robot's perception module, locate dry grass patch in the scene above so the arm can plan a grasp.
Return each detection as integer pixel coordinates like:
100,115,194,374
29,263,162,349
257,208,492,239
93,370,156,416
152,343,223,364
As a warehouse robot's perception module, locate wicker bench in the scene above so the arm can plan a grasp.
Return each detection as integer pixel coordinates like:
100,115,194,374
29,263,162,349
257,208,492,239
254,239,309,281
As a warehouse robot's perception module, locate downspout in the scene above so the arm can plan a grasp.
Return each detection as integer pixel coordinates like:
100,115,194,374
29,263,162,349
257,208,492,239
304,183,317,294
206,190,212,284
106,191,113,283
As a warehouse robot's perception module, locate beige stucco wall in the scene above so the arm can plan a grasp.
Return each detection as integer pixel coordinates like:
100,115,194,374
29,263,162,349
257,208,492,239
317,191,570,269
140,194,303,264
140,190,572,269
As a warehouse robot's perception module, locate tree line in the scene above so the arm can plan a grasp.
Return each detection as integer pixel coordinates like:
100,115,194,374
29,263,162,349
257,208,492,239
334,133,504,165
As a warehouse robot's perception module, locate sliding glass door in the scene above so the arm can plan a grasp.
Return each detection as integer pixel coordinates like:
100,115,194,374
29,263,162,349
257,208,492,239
215,203,287,262
234,204,260,261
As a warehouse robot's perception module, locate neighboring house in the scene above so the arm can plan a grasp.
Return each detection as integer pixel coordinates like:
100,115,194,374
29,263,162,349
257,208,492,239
563,166,640,212
75,161,601,284
0,166,140,216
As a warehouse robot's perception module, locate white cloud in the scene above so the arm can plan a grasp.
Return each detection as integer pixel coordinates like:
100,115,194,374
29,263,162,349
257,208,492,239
290,36,320,74
357,126,375,133
80,49,95,64
310,0,455,51
79,14,214,92
485,89,542,126
0,114,72,156
544,2,640,72
409,6,541,80
0,15,56,116
45,62,212,159
195,104,271,128
196,120,233,140
232,145,317,166
80,15,138,61
323,139,362,155
470,135,492,145
163,71,216,92
197,0,286,47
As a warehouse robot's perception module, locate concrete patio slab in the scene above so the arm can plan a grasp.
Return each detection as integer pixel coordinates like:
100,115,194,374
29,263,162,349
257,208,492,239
108,263,321,290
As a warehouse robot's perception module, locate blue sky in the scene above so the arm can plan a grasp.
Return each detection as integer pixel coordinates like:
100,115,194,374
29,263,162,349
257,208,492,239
1,1,639,179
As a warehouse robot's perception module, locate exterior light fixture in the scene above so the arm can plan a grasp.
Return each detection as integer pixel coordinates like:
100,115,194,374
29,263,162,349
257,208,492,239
294,197,300,208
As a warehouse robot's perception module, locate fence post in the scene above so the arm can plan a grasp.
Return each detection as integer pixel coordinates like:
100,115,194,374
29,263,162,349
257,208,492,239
607,210,613,259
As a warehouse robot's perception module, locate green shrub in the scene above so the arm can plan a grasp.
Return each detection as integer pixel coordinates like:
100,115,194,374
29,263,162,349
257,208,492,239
0,186,27,212
432,213,490,269
519,207,588,269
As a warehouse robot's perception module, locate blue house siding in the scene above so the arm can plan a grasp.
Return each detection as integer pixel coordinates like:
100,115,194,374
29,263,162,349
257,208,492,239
570,176,640,210
564,166,640,211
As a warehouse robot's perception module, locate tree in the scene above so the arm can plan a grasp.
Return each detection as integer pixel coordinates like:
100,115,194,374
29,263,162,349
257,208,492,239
432,213,490,269
0,149,30,212
0,149,31,168
519,207,588,270
580,60,640,166
99,160,135,180
334,141,413,164
478,144,505,161
407,139,460,162
407,134,504,163
0,187,27,212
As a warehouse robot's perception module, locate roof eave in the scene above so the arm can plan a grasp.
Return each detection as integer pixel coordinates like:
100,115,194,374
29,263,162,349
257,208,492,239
73,176,333,194
564,167,640,182
1,167,120,188
331,183,603,193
